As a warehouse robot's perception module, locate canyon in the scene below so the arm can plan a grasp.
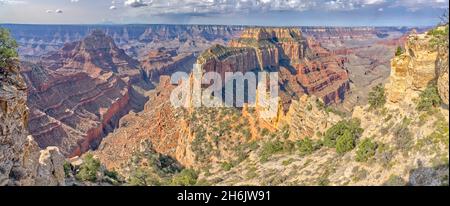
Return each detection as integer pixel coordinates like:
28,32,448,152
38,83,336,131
19,31,149,157
2,23,447,186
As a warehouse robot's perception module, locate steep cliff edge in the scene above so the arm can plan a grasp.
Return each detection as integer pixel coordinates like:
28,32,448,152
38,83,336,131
1,61,64,186
197,28,350,108
386,26,449,105
22,31,149,157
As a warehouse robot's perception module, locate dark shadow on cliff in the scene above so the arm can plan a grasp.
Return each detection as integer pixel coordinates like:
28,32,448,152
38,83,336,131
382,160,449,186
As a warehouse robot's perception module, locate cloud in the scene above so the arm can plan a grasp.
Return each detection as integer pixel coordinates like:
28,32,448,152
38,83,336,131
121,0,448,15
110,5,117,10
392,0,449,11
55,9,63,13
0,0,26,5
70,0,79,2
124,0,148,8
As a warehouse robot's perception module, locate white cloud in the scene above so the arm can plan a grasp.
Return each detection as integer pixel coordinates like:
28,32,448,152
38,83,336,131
110,5,116,10
124,0,148,8
122,0,432,15
70,0,79,2
55,9,63,13
0,0,26,5
392,0,449,11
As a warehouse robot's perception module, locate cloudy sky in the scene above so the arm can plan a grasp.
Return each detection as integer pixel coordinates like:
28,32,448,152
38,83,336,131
0,0,448,26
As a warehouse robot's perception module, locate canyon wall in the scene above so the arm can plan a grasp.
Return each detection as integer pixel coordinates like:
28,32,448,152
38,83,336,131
386,28,448,104
21,31,148,157
1,61,64,186
197,27,350,107
1,24,245,60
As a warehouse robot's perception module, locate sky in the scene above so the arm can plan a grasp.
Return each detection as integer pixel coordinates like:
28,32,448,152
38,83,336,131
0,0,448,26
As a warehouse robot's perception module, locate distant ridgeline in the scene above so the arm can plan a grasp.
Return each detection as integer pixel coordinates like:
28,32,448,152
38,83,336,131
0,24,421,60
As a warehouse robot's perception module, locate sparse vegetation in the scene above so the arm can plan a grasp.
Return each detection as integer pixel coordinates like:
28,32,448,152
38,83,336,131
383,175,406,186
323,119,364,154
63,162,72,178
356,139,378,162
221,162,234,171
260,140,284,162
417,84,442,111
0,28,19,68
297,137,318,156
76,154,101,182
368,84,386,110
336,130,356,154
393,117,413,152
428,24,449,49
171,169,198,186
395,46,404,57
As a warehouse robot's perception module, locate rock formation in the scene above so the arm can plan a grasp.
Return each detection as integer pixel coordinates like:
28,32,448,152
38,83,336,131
21,31,149,157
140,48,196,82
386,31,440,103
197,28,350,108
283,95,342,141
1,61,64,186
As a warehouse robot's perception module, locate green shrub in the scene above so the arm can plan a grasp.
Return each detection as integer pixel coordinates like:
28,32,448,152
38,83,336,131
395,46,403,57
76,154,101,182
356,139,378,162
336,130,356,154
0,28,19,68
323,119,364,153
428,25,449,49
393,118,413,151
104,169,119,180
171,169,198,186
221,162,234,171
128,168,161,186
63,162,72,178
297,137,315,155
260,140,284,162
368,84,386,109
417,84,442,111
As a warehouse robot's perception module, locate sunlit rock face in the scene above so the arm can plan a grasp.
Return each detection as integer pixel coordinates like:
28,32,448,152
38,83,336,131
21,31,148,157
1,62,64,186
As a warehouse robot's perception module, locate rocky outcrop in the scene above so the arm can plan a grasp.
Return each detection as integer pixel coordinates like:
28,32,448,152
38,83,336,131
436,43,449,106
198,28,350,107
21,136,65,186
141,48,196,82
386,29,447,103
94,76,183,174
21,31,149,157
197,45,260,78
1,61,64,186
0,61,29,185
283,95,342,140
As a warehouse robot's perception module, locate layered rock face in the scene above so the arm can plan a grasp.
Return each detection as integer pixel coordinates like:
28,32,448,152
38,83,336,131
386,30,446,103
140,48,196,82
283,95,342,140
1,62,64,186
95,76,184,173
21,31,148,157
197,28,350,107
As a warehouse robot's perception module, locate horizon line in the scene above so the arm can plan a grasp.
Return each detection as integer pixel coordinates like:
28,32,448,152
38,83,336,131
0,22,435,28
